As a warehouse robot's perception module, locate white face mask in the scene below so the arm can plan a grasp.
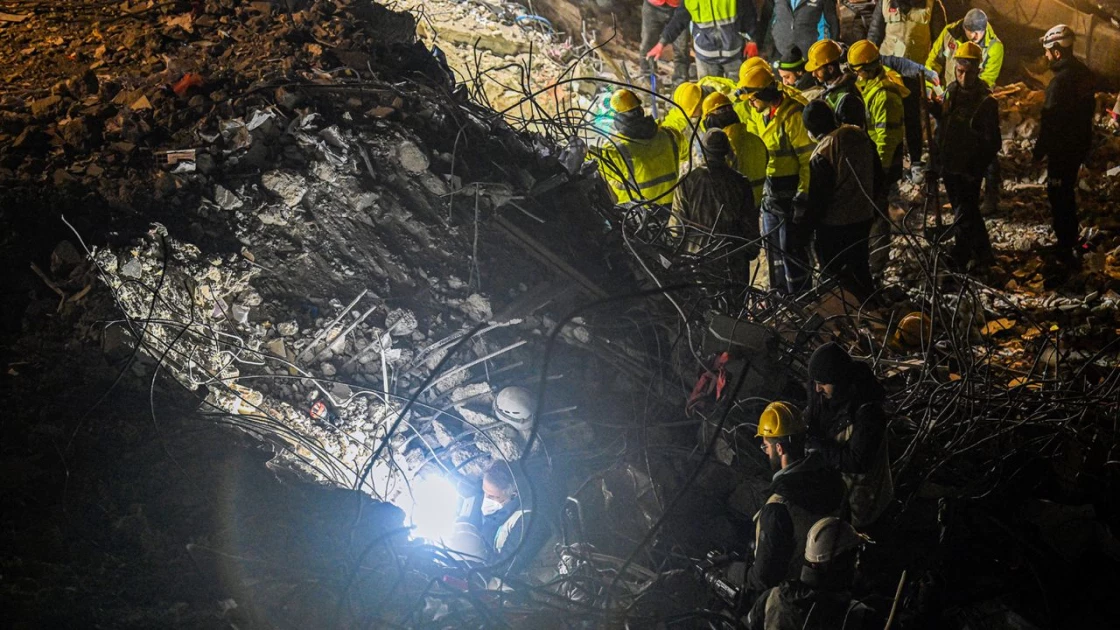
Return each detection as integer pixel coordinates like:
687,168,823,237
481,497,504,515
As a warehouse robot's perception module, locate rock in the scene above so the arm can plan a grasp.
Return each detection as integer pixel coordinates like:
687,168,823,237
214,184,244,210
385,308,418,335
120,257,143,279
261,170,307,207
396,140,429,174
275,86,303,109
277,320,299,336
50,240,83,275
321,362,337,377
30,95,62,117
459,293,492,322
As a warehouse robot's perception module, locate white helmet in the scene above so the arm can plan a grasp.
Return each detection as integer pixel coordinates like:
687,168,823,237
804,517,871,563
493,386,534,428
1040,24,1075,49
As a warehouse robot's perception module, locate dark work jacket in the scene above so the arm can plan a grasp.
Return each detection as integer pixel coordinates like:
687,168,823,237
671,161,761,260
807,125,883,227
821,72,859,110
479,495,550,574
770,0,840,59
933,80,1000,179
1034,55,1096,163
806,362,887,475
747,580,880,630
745,453,845,592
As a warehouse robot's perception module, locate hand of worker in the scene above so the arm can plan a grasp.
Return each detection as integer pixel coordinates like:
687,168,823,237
744,41,759,58
791,192,810,224
646,42,667,60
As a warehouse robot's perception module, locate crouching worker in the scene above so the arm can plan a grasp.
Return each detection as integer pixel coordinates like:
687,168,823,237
742,402,846,606
747,517,882,629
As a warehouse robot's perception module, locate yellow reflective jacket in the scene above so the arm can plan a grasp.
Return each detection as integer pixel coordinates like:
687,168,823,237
597,127,682,203
756,96,814,196
697,75,739,97
858,71,905,168
662,109,702,167
926,20,1004,87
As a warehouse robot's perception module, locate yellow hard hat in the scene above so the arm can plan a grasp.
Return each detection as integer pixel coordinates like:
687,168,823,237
738,56,771,86
847,40,881,68
954,41,984,61
805,39,843,72
673,82,702,118
738,64,776,92
755,401,806,438
701,92,732,118
611,88,642,114
892,312,933,347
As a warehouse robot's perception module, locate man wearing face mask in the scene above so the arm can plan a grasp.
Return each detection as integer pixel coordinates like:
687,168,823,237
452,461,551,574
804,342,893,529
744,401,845,604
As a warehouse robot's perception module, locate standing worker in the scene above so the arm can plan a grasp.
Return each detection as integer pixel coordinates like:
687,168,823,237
1033,25,1096,268
868,0,935,63
805,342,894,528
932,42,1000,273
661,81,706,169
639,0,692,86
805,39,859,109
746,517,882,630
738,64,816,294
596,89,682,205
802,100,882,301
745,402,846,601
927,8,1004,213
776,46,819,95
770,0,841,61
670,129,762,281
647,0,759,80
847,40,905,278
701,92,769,207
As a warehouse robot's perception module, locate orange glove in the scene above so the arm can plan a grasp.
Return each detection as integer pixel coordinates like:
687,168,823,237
646,42,666,59
744,41,758,58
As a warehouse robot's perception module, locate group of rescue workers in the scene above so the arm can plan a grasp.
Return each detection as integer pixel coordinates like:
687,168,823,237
600,1,1099,298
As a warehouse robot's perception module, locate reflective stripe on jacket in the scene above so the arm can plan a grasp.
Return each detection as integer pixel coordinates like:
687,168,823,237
858,71,905,168
757,96,814,197
926,20,1004,87
598,127,681,203
685,0,744,63
725,123,768,205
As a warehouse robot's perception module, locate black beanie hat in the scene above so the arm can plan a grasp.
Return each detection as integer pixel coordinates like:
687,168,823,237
702,128,732,157
808,342,853,385
802,99,838,138
779,46,806,71
835,93,867,129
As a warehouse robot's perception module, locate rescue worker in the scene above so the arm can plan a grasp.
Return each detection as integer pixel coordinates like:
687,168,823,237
868,0,935,63
770,0,841,61
834,92,867,128
878,53,941,182
926,9,1004,213
802,100,881,301
452,462,551,573
776,46,818,94
805,342,893,528
670,129,761,280
738,64,816,294
746,402,846,599
596,89,682,205
639,0,692,86
804,39,859,109
1033,24,1096,267
932,42,1000,273
661,81,705,168
747,517,881,630
700,92,769,206
649,0,759,80
848,40,905,277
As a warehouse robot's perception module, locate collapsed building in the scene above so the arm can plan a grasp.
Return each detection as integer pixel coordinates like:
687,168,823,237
1,0,1120,628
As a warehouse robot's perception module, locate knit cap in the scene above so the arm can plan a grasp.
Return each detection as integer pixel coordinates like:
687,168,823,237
808,342,854,385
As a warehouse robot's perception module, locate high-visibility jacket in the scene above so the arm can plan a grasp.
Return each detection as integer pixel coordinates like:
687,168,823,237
684,0,745,64
874,0,933,62
597,127,682,203
756,96,814,197
697,75,739,97
858,71,905,169
926,19,1004,87
661,109,702,166
733,84,805,138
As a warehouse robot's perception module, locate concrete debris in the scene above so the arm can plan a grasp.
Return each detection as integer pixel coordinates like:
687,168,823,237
260,170,308,208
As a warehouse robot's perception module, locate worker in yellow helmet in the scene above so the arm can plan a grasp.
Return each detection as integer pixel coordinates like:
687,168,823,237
805,39,858,110
594,89,682,205
698,92,768,208
661,82,704,168
738,65,815,294
745,401,845,599
733,56,773,133
848,40,905,279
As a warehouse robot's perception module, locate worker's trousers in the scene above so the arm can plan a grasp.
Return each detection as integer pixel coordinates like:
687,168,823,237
696,55,743,81
762,202,812,294
943,173,993,268
1046,157,1082,249
814,219,875,302
639,3,690,83
901,75,924,165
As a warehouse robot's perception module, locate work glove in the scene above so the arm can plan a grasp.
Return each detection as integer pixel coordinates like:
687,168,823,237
743,41,759,58
646,42,667,60
791,192,810,225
